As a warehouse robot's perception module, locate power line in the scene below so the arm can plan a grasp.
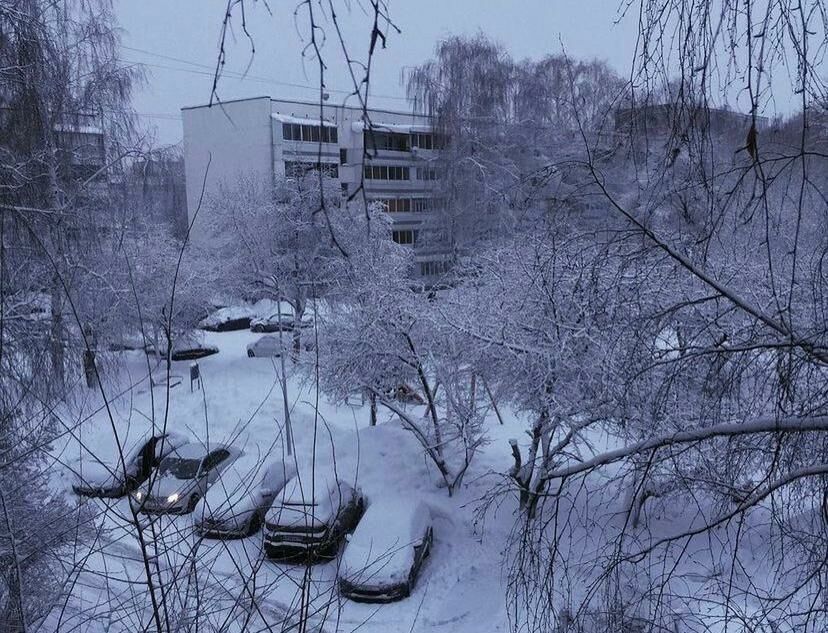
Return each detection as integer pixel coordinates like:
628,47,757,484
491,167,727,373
120,45,411,103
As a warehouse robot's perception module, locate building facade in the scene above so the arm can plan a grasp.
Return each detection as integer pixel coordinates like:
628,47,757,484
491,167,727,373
181,96,448,276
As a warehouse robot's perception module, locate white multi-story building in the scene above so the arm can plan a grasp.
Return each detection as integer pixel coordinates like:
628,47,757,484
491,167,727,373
181,96,449,276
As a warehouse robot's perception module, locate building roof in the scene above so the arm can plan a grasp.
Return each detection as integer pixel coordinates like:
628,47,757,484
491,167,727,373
182,95,432,121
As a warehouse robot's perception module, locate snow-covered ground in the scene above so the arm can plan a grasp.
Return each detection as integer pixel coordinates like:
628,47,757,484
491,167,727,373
48,330,519,633
44,328,804,633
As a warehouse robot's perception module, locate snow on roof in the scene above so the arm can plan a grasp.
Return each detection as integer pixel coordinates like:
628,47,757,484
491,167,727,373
350,120,434,134
271,113,337,127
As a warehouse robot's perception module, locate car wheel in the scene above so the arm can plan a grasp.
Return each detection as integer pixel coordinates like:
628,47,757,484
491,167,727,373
247,349,255,358
247,512,262,536
187,493,200,513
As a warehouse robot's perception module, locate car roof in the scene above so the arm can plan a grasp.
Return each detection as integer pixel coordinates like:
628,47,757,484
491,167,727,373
351,498,431,545
167,442,237,460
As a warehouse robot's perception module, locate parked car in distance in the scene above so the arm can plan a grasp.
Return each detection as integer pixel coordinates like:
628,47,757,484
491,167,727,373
131,443,241,514
263,472,364,562
339,499,433,602
73,431,189,498
144,334,219,361
194,456,297,538
246,335,288,358
250,313,313,333
198,306,255,332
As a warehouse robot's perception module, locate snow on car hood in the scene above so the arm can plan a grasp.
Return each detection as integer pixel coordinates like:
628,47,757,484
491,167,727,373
265,473,346,528
147,474,195,500
75,459,124,489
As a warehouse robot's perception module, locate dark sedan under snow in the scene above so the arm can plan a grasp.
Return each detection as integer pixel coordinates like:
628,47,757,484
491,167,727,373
72,431,189,498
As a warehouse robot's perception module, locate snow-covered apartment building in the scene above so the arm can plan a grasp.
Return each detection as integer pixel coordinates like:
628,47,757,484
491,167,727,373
181,96,448,277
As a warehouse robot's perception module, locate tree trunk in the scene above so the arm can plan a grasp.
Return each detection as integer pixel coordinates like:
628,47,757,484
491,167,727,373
49,275,64,389
369,392,377,426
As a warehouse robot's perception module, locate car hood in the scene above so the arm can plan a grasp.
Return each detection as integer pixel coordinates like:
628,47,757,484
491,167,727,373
196,490,256,526
265,502,334,529
75,460,126,490
341,540,415,586
148,475,195,499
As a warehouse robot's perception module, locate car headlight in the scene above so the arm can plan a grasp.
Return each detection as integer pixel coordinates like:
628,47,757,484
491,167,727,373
133,491,144,501
166,493,180,504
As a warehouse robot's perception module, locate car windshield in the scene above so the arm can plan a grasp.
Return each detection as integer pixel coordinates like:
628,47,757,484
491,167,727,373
158,457,201,480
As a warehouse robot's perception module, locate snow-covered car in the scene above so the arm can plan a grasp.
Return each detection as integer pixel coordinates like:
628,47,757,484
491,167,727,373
144,333,219,361
246,335,287,358
198,306,254,332
73,431,189,498
263,472,365,561
339,499,433,602
131,443,242,514
193,456,297,538
250,312,312,333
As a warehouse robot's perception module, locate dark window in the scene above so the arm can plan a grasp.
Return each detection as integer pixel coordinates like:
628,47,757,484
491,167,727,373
364,164,409,180
416,166,439,181
282,123,302,141
411,133,433,150
392,229,416,245
340,148,347,164
383,198,411,213
282,122,336,143
286,161,338,178
420,260,449,276
365,130,410,152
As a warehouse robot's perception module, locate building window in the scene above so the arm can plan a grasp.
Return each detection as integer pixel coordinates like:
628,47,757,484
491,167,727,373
411,132,446,149
282,123,301,141
392,229,417,245
340,148,347,164
363,165,410,180
416,166,439,181
285,160,339,178
412,198,441,212
420,260,449,276
379,198,412,213
282,122,338,143
365,131,410,152
411,133,432,150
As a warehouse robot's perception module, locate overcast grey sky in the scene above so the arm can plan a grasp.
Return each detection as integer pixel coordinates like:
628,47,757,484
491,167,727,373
114,1,641,145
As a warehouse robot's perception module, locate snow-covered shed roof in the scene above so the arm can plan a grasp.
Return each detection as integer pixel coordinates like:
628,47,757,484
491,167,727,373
350,121,434,134
271,113,337,127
